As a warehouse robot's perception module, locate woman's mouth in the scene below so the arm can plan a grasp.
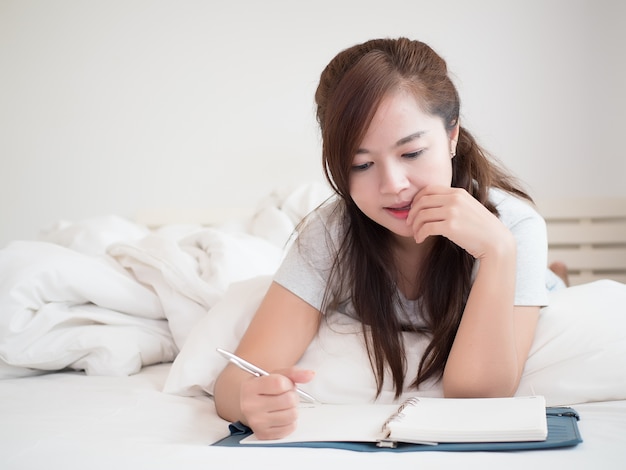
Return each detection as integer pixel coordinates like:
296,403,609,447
385,203,412,219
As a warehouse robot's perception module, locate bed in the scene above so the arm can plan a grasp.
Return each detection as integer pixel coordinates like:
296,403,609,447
1,182,625,470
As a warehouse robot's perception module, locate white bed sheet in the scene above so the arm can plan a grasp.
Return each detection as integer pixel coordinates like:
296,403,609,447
1,363,625,470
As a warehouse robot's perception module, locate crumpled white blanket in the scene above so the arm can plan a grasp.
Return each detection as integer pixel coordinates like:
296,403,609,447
0,182,331,378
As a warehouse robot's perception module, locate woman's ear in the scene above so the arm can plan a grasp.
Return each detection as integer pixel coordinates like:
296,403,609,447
449,122,460,158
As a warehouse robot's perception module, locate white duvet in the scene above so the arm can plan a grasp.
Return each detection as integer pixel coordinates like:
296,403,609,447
1,182,626,409
0,183,328,378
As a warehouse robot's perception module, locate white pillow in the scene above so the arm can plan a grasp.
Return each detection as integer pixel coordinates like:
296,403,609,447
163,274,439,403
517,279,626,405
164,277,626,407
163,276,270,398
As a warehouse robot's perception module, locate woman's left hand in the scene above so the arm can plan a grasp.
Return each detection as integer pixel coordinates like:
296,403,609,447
406,185,514,260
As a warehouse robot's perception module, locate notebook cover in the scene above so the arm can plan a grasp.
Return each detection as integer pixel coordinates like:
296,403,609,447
211,407,582,452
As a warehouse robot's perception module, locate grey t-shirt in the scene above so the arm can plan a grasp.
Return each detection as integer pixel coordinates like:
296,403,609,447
274,188,550,327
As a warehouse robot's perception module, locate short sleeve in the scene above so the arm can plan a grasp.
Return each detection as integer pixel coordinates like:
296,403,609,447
491,189,550,307
273,201,343,311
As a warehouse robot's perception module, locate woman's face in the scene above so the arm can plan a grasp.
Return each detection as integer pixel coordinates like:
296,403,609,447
349,89,457,239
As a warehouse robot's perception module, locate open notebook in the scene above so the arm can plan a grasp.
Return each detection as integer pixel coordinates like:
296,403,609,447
239,396,548,447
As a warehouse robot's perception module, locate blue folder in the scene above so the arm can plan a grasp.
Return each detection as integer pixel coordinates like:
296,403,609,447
212,407,582,452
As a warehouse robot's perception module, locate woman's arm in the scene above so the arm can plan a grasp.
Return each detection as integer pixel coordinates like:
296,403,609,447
407,186,540,397
442,241,539,397
213,281,322,439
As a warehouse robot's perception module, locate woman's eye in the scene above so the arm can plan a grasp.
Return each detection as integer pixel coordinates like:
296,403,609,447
402,150,424,159
351,162,372,172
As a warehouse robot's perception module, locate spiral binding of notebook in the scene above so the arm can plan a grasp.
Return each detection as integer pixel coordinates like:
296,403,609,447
378,397,429,448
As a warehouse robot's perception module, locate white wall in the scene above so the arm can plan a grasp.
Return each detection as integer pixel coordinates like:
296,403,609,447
1,0,625,247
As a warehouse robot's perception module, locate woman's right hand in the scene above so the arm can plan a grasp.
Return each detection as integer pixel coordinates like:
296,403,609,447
239,367,315,440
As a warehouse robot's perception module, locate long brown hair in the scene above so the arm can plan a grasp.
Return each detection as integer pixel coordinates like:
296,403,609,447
314,38,531,397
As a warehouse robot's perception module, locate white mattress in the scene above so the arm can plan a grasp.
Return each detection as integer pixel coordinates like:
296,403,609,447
1,363,625,470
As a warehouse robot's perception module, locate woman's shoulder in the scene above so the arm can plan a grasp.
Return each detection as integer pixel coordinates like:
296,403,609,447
489,188,542,219
488,187,545,229
297,196,345,238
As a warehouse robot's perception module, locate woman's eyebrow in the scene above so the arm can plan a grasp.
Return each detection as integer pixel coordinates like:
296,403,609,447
356,131,427,155
395,131,426,147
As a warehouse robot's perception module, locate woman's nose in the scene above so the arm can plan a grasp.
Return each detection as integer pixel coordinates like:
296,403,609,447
379,161,409,194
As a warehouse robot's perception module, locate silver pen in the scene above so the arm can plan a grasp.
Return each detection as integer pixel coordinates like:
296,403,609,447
216,348,320,404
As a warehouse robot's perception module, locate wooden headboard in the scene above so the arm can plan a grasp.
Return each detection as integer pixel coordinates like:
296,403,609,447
538,198,626,286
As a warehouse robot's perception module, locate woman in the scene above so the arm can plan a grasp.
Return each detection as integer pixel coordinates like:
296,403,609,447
214,37,552,440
